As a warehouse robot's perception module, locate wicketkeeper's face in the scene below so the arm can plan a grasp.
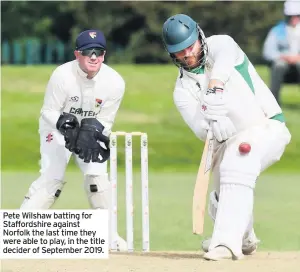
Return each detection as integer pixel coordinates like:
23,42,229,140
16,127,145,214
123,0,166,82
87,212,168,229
173,39,202,69
74,48,106,74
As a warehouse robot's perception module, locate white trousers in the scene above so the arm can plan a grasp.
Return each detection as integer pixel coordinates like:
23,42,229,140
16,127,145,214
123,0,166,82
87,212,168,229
211,119,291,193
39,130,107,179
208,119,291,256
20,130,108,209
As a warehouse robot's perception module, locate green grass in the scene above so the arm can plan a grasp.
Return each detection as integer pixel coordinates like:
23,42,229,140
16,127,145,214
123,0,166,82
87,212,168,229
1,65,300,252
1,65,300,172
1,171,300,251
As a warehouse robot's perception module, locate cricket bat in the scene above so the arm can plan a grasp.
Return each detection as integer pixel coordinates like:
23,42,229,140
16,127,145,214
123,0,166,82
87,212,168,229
193,128,214,235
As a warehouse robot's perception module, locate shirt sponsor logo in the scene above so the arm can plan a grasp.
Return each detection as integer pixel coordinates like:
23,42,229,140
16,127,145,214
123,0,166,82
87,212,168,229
69,107,96,117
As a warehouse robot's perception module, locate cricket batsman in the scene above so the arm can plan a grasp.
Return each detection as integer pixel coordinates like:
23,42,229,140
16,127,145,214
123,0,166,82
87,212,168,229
20,29,127,251
162,14,291,260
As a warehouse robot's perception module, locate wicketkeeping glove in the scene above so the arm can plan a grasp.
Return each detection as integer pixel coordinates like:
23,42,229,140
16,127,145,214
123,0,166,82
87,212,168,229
75,118,110,163
56,113,80,152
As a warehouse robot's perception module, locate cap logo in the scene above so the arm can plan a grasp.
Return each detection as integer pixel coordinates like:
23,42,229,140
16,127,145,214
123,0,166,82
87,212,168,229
89,32,97,39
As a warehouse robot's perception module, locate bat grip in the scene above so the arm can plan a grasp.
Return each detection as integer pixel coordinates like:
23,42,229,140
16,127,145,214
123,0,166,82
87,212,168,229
207,122,214,140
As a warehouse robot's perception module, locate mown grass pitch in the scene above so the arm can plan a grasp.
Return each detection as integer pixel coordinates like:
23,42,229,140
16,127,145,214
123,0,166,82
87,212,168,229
2,171,300,251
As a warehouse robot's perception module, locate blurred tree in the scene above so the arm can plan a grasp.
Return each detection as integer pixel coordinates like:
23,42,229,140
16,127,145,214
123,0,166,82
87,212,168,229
1,1,74,41
1,1,285,64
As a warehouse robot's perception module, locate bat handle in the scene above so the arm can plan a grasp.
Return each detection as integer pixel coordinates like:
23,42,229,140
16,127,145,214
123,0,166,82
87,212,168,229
207,122,214,140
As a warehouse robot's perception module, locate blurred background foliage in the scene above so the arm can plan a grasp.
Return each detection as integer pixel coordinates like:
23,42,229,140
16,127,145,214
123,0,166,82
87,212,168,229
1,1,285,65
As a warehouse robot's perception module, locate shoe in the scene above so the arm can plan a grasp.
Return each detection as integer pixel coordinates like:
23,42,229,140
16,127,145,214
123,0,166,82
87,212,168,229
203,246,235,261
242,233,260,255
202,235,260,255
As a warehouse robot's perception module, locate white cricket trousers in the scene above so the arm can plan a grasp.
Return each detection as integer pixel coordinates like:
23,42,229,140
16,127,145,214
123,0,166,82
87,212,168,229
20,130,108,209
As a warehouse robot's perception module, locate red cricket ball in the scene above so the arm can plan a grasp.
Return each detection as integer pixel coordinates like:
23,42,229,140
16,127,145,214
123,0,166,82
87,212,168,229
239,142,251,154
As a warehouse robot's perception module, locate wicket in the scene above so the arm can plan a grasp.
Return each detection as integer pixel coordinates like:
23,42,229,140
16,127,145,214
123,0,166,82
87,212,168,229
109,131,150,252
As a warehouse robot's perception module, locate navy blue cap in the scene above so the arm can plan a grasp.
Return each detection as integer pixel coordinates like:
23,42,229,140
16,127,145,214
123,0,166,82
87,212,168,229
75,30,106,50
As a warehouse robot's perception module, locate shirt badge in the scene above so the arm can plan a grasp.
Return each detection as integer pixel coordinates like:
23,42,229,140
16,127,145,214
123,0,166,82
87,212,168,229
95,98,103,108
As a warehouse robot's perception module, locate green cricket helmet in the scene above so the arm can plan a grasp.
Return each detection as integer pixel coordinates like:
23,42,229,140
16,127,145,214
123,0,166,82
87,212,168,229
162,14,208,70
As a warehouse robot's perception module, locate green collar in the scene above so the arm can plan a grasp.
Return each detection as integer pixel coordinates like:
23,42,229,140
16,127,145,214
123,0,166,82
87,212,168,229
189,66,205,74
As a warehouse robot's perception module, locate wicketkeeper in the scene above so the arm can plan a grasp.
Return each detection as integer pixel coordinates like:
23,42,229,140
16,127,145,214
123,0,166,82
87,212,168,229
20,29,127,251
162,14,291,260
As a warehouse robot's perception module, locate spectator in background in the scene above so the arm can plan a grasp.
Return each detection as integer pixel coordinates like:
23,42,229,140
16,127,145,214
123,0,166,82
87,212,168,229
263,0,300,104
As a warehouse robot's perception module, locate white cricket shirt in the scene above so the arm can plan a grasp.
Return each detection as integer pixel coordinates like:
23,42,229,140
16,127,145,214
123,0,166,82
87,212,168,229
39,60,125,136
173,35,283,141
